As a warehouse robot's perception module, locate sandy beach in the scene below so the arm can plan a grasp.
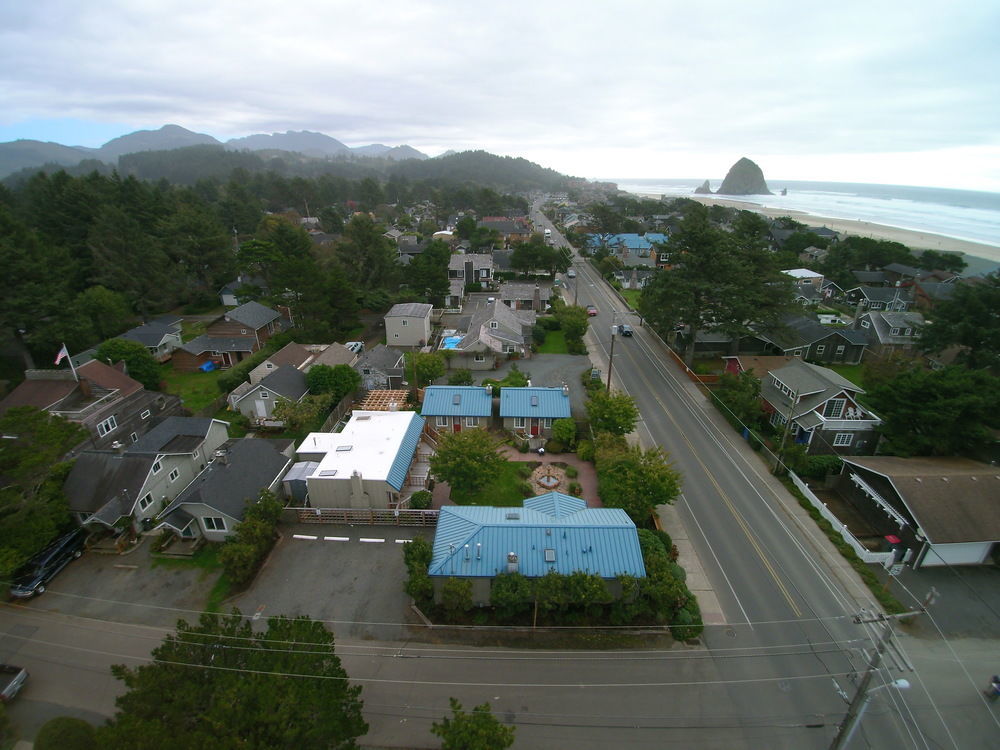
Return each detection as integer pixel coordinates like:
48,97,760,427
687,195,1000,270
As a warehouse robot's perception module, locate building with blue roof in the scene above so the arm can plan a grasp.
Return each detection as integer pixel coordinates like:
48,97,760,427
429,492,646,605
421,386,493,433
297,410,428,508
499,386,571,438
586,233,667,267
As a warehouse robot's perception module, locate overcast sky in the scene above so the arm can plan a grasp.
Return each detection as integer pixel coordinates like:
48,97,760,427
2,0,998,191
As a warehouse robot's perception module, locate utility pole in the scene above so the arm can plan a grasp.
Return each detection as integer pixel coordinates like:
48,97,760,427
606,313,617,391
774,388,799,474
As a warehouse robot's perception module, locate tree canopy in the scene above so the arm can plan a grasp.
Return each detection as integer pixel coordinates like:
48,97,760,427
96,338,162,390
431,698,515,750
918,273,1000,371
594,434,682,524
430,429,507,494
585,390,639,436
99,611,367,749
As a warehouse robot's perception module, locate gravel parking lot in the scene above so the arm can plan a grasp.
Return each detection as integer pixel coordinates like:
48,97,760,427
230,524,431,640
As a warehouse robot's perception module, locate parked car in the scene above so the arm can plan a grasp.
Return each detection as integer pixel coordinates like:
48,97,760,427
618,324,634,336
344,341,364,355
567,269,577,278
0,665,28,703
9,528,87,598
586,305,598,316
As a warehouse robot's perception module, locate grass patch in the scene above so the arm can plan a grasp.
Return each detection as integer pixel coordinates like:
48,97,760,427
824,363,866,388
450,460,538,506
205,573,233,613
160,362,225,412
537,330,568,354
180,319,210,343
620,289,641,310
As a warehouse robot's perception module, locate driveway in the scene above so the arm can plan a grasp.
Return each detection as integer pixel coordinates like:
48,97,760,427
14,539,221,629
231,524,430,640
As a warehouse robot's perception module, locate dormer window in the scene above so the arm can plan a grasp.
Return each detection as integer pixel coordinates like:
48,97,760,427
490,321,498,329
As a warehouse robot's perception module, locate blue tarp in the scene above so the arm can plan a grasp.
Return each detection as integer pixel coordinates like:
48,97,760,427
199,361,217,372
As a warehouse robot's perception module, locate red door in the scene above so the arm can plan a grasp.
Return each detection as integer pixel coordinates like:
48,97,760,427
530,418,539,436
453,418,462,433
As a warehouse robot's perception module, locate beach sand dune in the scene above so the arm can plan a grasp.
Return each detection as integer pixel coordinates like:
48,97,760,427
688,196,1000,268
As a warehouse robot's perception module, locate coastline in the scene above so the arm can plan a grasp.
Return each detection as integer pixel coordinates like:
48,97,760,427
687,195,1000,270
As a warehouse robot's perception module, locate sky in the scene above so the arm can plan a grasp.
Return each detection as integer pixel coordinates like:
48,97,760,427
2,0,999,192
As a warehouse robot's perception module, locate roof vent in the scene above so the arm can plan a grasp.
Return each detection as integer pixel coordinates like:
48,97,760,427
530,395,539,407
336,445,353,452
453,393,461,405
505,512,520,520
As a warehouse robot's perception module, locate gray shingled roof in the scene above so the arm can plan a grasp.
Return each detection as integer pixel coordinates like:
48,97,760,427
762,359,864,419
63,452,154,517
255,366,308,401
160,439,291,522
757,316,868,350
120,322,176,347
181,335,256,355
355,344,404,373
386,302,433,318
224,300,280,329
129,417,213,455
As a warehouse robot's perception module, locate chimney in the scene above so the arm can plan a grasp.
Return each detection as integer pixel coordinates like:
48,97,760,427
213,449,228,465
464,260,474,283
532,284,541,312
78,377,92,398
506,552,519,574
388,401,398,411
111,440,125,456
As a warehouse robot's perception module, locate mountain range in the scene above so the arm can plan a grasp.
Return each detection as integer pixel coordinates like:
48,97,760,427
0,124,430,178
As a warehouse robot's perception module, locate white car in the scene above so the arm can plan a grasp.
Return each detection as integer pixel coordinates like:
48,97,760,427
567,269,577,278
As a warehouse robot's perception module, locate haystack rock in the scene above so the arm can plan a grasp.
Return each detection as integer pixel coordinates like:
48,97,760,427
693,180,712,194
717,157,772,195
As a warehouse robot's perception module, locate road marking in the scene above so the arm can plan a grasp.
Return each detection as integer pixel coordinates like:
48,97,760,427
359,538,385,543
395,539,412,544
252,604,266,621
293,534,318,540
324,536,350,542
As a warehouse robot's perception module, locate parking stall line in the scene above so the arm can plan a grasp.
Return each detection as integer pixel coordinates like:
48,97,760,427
292,534,318,540
394,539,412,544
359,538,385,543
324,536,350,542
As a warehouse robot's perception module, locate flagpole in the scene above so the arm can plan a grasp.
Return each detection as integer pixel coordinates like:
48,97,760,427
68,349,78,382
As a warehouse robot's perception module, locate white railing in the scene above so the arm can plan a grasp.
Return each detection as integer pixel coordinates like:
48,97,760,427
790,472,893,565
819,418,880,431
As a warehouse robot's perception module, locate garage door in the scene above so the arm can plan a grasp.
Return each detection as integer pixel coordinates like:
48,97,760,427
921,542,992,567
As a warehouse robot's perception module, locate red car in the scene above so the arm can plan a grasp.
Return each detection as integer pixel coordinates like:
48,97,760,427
586,305,598,316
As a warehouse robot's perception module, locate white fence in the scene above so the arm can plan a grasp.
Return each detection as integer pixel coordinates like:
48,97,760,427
789,472,894,565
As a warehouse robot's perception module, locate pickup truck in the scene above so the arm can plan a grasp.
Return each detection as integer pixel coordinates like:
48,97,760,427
0,665,28,703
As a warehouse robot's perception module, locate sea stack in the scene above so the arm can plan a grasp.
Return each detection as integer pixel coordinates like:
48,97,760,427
717,157,772,195
693,180,712,194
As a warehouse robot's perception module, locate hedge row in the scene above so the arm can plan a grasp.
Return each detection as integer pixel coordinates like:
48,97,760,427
218,490,283,588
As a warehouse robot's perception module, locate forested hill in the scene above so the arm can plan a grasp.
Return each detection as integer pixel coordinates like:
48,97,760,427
391,150,570,191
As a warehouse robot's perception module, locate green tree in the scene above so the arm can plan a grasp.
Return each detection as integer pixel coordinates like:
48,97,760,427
441,577,474,618
917,249,966,274
98,611,367,749
586,390,639,436
271,395,331,434
447,369,474,386
712,371,765,430
34,717,97,750
864,366,1000,456
96,338,161,390
489,573,534,621
336,214,399,291
640,203,796,364
455,216,477,240
430,429,507,494
551,417,577,446
407,239,451,305
596,437,682,525
73,286,133,341
407,351,446,387
306,364,361,400
918,273,1000,370
431,698,514,750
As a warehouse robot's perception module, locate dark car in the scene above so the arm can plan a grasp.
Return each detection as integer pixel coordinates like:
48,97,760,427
618,324,634,336
586,305,598,316
9,528,87,598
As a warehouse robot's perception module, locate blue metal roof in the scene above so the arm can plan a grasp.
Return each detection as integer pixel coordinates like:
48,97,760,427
499,387,571,419
422,386,493,418
586,233,667,250
429,493,646,579
386,413,425,491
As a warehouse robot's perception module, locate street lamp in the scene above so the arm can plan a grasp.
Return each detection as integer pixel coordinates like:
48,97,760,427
831,679,910,750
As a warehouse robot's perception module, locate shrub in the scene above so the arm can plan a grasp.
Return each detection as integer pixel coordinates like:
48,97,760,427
540,316,561,330
551,417,577,446
405,570,434,604
671,600,704,641
800,454,844,480
441,577,474,617
218,490,282,587
35,717,97,750
447,369,474,386
544,440,565,453
568,481,582,496
409,490,432,510
490,572,534,621
519,481,535,497
651,529,673,554
576,439,595,463
531,324,547,346
565,465,578,478
668,562,687,583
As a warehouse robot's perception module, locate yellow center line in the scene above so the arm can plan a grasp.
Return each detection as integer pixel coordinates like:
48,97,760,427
615,335,803,617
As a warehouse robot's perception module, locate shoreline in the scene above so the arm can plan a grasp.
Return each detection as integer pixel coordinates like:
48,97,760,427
629,192,1000,272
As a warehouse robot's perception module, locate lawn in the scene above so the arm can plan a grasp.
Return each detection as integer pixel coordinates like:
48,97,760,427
180,319,209,342
160,362,224,412
824,362,866,388
537,329,568,354
449,460,537,507
620,289,641,310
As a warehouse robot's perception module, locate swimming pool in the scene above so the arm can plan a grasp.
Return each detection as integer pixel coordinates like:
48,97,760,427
441,336,462,349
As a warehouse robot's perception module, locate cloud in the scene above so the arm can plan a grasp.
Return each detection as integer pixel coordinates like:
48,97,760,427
1,0,998,188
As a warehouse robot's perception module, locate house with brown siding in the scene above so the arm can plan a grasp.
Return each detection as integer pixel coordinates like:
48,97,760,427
172,301,283,372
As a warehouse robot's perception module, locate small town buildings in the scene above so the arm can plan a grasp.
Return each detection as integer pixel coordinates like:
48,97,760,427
478,217,532,247
498,282,550,312
297,410,428,509
219,275,269,307
228,365,309,425
173,301,284,372
384,303,433,348
422,385,493,433
0,360,183,451
63,417,230,531
855,310,925,359
355,345,406,390
499,385,571,439
837,456,1000,569
248,341,359,384
428,493,646,605
119,318,183,362
446,255,495,309
746,316,869,365
157,438,293,542
752,358,881,455
844,286,914,312
446,300,534,371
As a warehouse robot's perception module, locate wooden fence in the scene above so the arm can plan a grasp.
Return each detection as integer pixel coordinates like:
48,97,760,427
291,507,440,527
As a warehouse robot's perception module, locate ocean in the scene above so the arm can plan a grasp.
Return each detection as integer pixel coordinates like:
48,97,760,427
610,179,1000,265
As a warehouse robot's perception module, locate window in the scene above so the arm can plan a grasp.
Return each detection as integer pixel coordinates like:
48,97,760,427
401,319,408,326
504,345,516,353
490,321,498,329
542,418,552,428
138,493,153,511
860,320,870,328
240,328,247,334
904,328,912,336
96,415,118,436
836,345,845,356
393,333,399,338
816,345,826,355
169,468,180,482
203,517,227,532
825,399,846,418
152,459,162,475
465,417,477,427
436,416,448,427
260,390,269,399
140,409,151,419
792,349,803,357
474,354,486,363
514,417,526,429
130,432,139,443
833,433,854,447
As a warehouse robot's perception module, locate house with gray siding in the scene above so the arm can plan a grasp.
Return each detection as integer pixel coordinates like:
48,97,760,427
385,303,433,348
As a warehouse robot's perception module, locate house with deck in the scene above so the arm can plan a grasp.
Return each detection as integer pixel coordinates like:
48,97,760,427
172,301,284,372
428,492,646,605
